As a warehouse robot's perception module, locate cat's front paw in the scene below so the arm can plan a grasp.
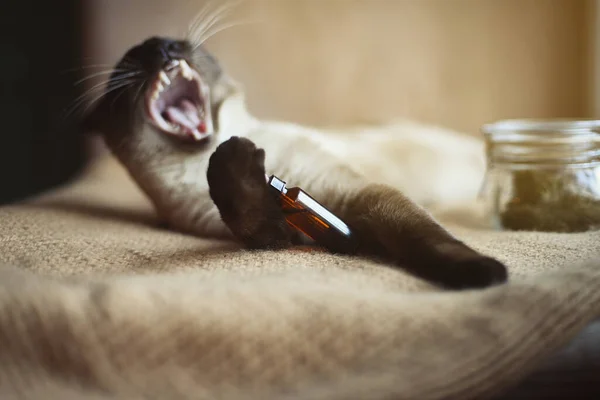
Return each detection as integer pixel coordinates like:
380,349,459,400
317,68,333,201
440,255,508,290
207,136,293,250
207,136,267,187
207,137,268,211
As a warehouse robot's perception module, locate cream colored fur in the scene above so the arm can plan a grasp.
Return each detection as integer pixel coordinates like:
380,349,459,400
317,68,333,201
106,86,487,242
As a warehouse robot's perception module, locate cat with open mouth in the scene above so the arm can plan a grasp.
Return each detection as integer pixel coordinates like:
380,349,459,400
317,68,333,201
83,13,508,290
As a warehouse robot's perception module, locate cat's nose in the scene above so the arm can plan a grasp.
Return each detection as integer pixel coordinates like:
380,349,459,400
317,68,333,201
158,40,184,63
141,37,182,61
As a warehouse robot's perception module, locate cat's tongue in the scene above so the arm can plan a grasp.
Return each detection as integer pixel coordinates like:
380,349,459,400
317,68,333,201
164,99,206,140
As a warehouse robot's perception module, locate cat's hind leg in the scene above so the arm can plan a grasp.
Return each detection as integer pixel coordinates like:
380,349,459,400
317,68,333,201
330,183,508,290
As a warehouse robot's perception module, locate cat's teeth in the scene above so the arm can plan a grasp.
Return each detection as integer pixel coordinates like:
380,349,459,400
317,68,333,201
179,60,193,81
151,91,159,101
190,128,203,140
157,82,165,92
159,71,171,86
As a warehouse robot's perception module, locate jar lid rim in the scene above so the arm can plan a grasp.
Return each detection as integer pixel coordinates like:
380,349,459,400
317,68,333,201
482,119,600,135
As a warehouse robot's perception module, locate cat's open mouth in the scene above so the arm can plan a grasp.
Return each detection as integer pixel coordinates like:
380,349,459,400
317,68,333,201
145,59,213,142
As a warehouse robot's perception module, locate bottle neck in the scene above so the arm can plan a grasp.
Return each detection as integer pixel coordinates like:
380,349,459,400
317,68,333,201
268,175,289,195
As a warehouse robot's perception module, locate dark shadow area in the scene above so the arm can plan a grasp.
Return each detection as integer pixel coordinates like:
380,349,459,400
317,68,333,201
0,1,88,205
493,320,600,399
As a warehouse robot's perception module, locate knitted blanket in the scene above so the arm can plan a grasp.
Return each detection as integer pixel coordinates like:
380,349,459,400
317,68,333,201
0,156,599,400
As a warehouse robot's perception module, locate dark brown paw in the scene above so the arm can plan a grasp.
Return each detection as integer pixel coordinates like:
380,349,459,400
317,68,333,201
207,137,293,249
438,255,508,290
207,136,267,200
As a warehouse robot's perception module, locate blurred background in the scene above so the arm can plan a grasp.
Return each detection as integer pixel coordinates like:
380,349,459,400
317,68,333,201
0,0,597,204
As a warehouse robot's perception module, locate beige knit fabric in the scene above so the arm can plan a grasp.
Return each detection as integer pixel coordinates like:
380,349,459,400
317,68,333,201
0,156,599,400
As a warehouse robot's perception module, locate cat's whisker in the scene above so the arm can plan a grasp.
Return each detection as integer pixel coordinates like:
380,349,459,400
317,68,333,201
189,0,243,48
62,77,141,121
133,80,147,111
68,57,140,73
186,0,218,39
189,0,236,39
195,18,262,48
74,70,142,87
62,90,111,122
77,73,138,95
60,64,129,75
80,79,141,118
67,64,116,70
110,80,143,109
66,79,116,112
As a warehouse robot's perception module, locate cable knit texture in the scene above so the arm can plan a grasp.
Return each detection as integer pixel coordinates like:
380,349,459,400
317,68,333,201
0,156,599,400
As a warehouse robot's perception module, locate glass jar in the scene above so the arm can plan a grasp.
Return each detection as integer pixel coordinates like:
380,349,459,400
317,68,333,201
479,119,600,233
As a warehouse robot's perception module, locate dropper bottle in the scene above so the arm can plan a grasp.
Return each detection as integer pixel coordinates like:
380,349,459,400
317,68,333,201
266,175,356,254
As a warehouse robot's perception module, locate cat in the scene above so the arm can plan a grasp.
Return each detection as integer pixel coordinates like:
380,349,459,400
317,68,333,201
82,33,507,290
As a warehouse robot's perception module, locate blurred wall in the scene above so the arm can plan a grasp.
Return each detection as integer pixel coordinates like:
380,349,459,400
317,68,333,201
84,0,594,136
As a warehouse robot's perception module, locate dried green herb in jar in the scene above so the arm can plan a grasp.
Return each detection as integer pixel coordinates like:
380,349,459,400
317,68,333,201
499,169,600,233
480,119,600,233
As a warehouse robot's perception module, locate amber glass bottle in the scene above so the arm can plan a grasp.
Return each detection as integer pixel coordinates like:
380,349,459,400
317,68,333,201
267,175,356,253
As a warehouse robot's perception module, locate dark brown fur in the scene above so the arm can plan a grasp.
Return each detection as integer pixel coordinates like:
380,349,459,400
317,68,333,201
207,137,507,290
206,137,296,249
